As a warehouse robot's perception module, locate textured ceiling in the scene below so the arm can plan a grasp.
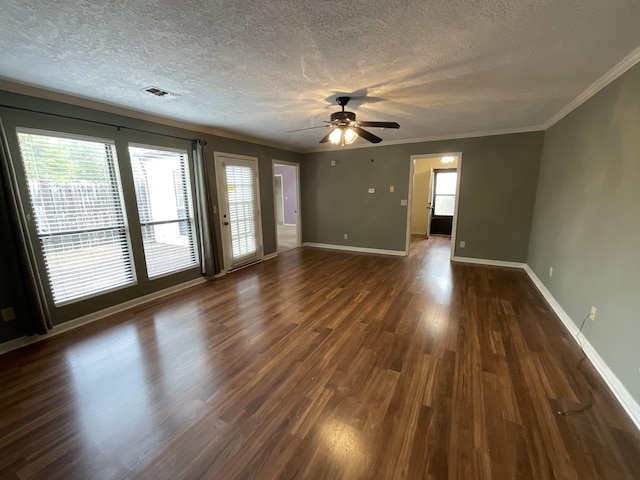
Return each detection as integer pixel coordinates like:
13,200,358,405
1,0,640,151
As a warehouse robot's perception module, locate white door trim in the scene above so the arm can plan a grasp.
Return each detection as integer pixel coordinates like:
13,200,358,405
426,166,435,238
406,152,463,259
449,154,463,261
214,152,264,271
406,158,415,255
272,159,301,249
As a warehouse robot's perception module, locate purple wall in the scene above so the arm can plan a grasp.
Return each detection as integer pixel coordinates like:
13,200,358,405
274,164,297,225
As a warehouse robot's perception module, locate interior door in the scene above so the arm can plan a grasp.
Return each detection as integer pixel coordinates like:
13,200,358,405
215,154,263,271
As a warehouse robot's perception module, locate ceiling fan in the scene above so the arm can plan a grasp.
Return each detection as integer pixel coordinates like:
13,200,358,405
289,96,400,146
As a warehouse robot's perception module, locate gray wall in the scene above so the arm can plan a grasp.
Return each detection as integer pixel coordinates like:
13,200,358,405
528,63,640,404
301,132,544,259
0,90,300,342
0,188,29,341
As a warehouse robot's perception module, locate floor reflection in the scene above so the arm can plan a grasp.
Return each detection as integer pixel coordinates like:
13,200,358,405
65,325,153,453
318,417,369,475
149,303,213,401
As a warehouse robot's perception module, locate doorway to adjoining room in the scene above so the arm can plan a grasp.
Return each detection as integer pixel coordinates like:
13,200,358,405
408,153,461,258
272,160,300,253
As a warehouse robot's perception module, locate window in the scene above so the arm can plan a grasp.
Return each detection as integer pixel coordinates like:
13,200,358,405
16,130,135,305
129,145,198,278
224,164,258,260
433,170,457,216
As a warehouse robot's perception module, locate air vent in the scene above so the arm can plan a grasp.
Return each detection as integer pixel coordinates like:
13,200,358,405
144,86,179,98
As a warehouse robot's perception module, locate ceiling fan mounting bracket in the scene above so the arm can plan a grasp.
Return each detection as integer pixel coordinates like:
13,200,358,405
336,96,351,109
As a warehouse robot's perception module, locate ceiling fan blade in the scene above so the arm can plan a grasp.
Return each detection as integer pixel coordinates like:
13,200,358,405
357,121,400,129
285,125,329,133
319,129,335,143
353,127,382,144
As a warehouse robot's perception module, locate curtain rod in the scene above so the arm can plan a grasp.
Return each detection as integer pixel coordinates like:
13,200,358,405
0,103,202,143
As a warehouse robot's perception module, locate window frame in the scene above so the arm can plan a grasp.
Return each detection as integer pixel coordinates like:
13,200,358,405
15,127,138,307
128,143,200,280
432,168,458,218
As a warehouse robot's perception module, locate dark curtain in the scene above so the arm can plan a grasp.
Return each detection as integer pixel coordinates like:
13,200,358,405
192,139,220,276
0,116,51,334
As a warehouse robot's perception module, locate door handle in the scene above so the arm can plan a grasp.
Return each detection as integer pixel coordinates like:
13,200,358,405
224,221,229,225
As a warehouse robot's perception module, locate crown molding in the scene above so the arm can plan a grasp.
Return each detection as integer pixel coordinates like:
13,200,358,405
4,44,640,154
301,124,546,153
544,45,640,129
0,78,301,153
302,43,640,154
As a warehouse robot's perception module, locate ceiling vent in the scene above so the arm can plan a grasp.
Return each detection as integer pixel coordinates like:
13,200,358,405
144,86,179,98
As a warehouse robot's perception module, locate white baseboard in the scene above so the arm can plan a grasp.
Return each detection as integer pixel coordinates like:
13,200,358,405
0,277,208,355
263,252,278,261
302,242,406,257
452,256,526,269
524,265,640,431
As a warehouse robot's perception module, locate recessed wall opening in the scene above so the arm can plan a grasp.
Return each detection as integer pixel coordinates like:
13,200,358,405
406,153,462,259
272,160,301,253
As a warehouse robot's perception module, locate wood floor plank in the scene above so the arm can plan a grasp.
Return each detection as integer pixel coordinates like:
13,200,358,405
1,236,640,479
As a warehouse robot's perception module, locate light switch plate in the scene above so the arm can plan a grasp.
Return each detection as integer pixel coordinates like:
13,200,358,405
400,199,408,206
368,188,375,193
389,186,395,192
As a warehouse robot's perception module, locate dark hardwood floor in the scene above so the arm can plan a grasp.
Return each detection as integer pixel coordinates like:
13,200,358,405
1,236,639,479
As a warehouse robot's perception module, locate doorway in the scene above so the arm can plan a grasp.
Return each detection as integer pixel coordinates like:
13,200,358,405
272,160,300,253
407,153,461,259
214,153,263,271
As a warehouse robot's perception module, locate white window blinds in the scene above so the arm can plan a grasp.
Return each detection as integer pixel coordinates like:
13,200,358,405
16,130,135,305
129,145,198,278
225,164,258,260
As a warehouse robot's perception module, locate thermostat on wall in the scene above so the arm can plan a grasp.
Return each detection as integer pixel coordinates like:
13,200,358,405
368,188,375,193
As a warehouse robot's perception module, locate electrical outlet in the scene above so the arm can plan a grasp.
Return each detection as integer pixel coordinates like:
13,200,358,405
549,266,553,277
1,307,15,322
343,233,348,240
589,306,597,321
459,240,466,248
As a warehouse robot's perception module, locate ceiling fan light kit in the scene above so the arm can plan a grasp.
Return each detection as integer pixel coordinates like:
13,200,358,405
329,126,358,146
